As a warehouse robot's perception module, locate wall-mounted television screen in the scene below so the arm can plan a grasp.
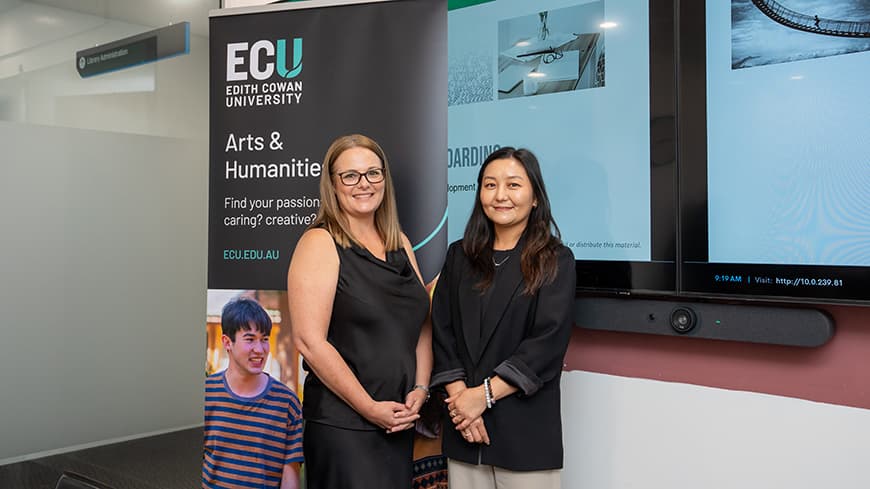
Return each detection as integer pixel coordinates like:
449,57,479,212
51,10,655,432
449,0,869,306
679,0,870,304
447,0,677,296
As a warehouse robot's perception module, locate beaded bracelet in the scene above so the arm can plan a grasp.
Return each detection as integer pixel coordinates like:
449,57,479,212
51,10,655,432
484,377,495,409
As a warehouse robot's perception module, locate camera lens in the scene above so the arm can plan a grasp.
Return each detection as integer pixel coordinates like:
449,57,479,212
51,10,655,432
670,307,696,333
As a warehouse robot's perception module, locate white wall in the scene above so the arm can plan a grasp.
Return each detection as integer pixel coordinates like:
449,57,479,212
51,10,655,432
0,1,208,464
562,371,870,488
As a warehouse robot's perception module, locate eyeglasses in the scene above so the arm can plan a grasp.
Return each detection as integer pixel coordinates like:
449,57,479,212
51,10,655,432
334,167,385,186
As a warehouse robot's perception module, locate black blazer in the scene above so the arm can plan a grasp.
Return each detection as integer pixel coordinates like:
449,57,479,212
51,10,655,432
431,240,576,471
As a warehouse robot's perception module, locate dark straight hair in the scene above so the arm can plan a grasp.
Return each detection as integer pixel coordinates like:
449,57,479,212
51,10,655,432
462,147,563,295
221,297,272,342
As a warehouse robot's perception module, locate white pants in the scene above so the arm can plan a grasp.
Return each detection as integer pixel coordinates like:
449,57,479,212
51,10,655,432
447,458,561,489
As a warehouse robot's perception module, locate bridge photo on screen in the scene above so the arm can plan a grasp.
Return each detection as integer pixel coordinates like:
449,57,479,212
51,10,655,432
731,0,870,69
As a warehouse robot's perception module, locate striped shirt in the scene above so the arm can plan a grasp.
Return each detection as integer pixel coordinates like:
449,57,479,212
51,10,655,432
203,371,303,489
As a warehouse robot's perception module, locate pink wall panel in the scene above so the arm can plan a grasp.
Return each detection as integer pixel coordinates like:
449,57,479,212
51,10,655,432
565,305,870,409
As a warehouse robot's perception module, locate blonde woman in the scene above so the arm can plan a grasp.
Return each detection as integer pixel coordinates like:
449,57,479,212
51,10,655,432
287,134,432,488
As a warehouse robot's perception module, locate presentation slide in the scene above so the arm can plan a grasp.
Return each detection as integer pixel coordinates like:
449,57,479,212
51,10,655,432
706,0,870,267
447,0,651,261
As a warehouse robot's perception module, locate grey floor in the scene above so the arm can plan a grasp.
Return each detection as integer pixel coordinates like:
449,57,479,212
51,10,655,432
0,427,202,489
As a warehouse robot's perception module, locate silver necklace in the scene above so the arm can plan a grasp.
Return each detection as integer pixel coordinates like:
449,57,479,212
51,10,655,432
492,254,511,267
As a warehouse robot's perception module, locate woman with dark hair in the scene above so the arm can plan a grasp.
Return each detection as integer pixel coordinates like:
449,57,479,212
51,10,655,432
431,147,575,488
287,134,431,488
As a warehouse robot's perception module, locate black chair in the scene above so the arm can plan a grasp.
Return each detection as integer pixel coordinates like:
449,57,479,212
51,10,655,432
54,472,115,489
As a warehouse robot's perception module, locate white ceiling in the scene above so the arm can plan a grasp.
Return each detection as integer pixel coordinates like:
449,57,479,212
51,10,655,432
25,0,218,36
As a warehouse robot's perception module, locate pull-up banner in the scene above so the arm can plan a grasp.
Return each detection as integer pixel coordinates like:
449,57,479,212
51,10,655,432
208,0,447,292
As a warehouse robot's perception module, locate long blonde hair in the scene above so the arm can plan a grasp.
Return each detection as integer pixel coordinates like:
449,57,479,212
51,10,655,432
312,134,403,251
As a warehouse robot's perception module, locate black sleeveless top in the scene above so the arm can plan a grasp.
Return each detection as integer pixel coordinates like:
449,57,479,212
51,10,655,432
302,240,430,430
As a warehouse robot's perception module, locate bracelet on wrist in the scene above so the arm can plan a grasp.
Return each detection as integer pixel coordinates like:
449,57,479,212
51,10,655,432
484,377,495,409
412,384,430,401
